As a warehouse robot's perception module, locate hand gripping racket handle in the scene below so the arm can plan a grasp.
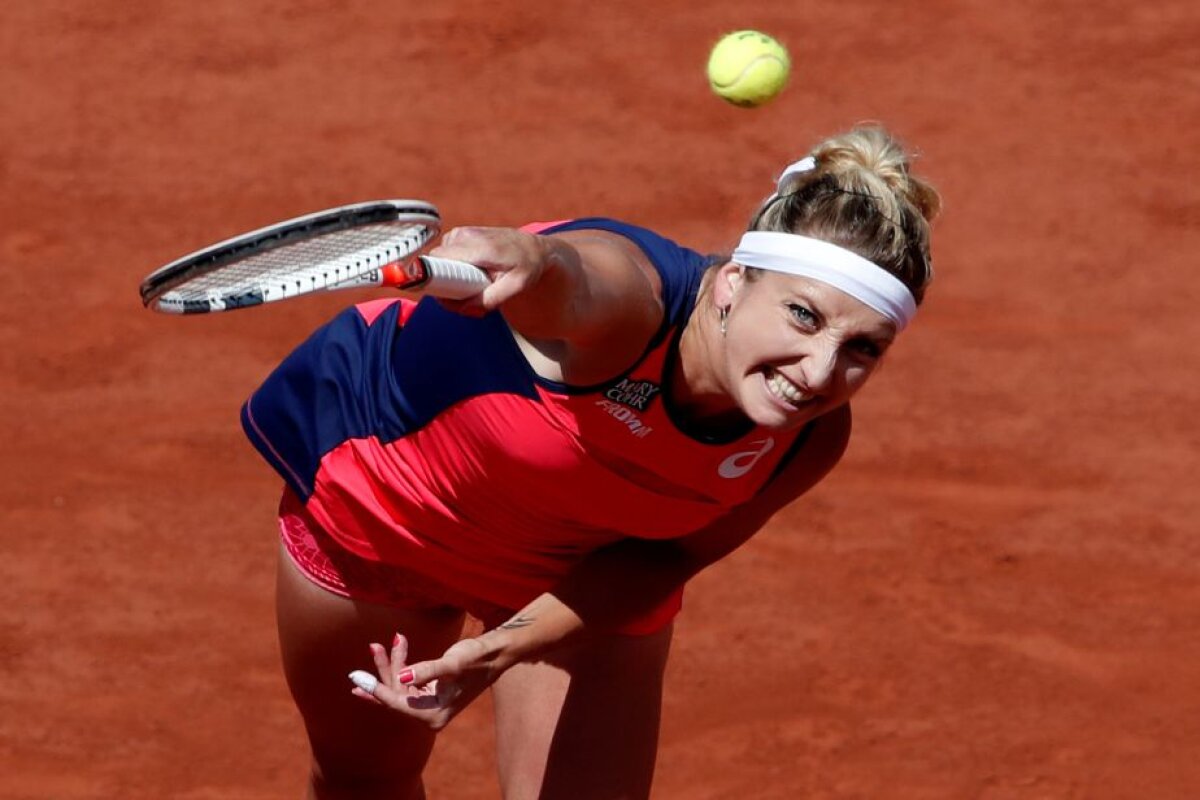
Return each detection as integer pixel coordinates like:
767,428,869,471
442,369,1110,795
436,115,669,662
387,256,491,300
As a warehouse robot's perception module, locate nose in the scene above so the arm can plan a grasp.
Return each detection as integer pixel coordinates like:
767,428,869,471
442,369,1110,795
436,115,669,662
799,340,838,393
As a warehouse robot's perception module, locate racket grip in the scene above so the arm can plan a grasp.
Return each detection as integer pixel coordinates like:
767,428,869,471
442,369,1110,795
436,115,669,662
400,256,490,299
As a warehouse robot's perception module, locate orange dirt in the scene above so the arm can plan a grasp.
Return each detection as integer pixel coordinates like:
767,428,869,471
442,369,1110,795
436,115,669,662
3,1,1198,797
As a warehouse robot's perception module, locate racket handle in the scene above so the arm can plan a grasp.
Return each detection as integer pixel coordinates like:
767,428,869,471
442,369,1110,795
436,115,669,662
390,256,490,299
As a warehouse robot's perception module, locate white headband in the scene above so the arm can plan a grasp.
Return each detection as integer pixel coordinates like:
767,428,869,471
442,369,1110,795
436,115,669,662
732,232,917,330
777,156,816,189
730,155,917,330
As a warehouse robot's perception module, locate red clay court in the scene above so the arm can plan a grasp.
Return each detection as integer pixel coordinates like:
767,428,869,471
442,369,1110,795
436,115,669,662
2,1,1198,797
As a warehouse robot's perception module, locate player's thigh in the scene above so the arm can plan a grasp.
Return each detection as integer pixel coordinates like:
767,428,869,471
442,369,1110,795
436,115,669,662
491,624,674,800
274,544,466,788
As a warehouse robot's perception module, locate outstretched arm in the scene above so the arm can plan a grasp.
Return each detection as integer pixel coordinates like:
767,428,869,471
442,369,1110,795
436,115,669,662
351,405,852,729
429,226,663,364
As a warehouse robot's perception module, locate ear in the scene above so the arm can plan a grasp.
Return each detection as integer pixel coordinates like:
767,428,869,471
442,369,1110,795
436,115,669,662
712,261,744,307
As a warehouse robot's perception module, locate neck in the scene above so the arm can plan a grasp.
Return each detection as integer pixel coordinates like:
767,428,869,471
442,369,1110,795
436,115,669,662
668,299,752,439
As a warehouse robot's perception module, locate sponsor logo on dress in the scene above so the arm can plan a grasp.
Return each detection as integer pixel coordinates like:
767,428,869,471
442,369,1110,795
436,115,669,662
717,437,776,479
604,379,661,411
595,399,653,438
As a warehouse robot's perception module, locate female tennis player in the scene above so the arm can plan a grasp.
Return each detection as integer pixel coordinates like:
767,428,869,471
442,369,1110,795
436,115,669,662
242,124,939,799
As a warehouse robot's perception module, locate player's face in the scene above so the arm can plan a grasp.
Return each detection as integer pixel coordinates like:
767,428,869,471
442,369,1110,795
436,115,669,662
716,267,897,430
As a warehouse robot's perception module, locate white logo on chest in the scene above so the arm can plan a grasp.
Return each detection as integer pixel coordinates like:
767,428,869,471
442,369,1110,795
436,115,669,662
595,399,653,438
717,437,776,479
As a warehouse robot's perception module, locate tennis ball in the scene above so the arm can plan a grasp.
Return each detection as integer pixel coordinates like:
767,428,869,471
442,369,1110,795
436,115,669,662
706,30,790,108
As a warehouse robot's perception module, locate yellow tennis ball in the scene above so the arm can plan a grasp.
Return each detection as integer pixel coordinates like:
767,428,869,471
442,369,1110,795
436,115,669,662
706,30,791,108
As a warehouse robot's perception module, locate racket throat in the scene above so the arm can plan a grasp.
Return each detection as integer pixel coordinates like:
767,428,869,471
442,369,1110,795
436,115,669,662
381,259,426,290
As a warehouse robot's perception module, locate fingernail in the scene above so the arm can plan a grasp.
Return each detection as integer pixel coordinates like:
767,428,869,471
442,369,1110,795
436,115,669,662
393,633,402,647
348,670,378,694
398,669,414,685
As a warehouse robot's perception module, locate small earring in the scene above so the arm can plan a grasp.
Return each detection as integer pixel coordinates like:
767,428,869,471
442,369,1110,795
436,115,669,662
719,306,729,335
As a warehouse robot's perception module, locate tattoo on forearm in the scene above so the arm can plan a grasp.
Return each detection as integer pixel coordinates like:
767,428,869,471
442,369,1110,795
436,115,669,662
499,614,535,630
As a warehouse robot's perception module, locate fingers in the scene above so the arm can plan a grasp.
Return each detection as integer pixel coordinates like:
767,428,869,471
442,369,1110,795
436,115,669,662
429,227,543,313
345,631,498,734
347,659,420,710
349,664,453,724
369,642,390,679
349,632,410,706
347,669,384,706
348,669,378,694
436,269,529,317
346,633,454,719
390,633,410,683
404,679,460,711
392,657,437,688
478,269,533,310
436,225,499,255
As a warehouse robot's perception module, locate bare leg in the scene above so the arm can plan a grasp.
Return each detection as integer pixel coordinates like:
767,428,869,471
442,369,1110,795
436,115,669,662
491,624,673,800
275,544,467,800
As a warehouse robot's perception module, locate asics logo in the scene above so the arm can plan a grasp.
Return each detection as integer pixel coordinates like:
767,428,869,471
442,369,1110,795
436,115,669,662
717,437,776,479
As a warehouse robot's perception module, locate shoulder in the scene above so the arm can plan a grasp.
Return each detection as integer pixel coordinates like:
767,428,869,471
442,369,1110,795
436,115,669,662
534,218,710,324
550,228,664,300
513,219,710,386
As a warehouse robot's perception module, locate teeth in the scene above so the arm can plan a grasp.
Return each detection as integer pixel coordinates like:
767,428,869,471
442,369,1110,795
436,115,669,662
766,369,809,405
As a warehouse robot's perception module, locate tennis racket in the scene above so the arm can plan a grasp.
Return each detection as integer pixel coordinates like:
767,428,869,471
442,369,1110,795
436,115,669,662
139,199,490,314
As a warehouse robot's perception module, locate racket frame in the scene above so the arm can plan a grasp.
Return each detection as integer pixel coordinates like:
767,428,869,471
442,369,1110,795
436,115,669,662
139,200,477,313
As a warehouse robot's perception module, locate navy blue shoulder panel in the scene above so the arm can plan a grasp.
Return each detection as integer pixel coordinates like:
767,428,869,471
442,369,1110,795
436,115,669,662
537,218,709,329
241,298,537,499
387,299,540,429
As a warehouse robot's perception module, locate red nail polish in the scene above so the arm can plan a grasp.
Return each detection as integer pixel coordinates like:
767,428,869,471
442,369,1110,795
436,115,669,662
393,633,402,647
398,669,414,684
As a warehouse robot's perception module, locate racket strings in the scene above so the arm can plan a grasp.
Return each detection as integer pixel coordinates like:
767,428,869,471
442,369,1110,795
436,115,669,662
162,222,432,303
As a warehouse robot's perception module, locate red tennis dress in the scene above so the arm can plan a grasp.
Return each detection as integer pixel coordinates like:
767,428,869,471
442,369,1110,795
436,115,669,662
242,218,811,632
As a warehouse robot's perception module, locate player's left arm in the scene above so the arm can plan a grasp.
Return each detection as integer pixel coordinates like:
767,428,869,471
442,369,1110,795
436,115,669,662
547,403,853,629
354,406,853,728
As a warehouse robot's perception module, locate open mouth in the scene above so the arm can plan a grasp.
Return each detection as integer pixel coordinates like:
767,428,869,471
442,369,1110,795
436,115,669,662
764,367,813,409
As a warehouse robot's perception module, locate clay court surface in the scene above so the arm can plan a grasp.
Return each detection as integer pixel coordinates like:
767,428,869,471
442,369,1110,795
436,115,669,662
3,1,1198,797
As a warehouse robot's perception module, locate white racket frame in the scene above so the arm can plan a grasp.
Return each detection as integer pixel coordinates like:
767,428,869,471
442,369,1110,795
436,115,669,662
139,200,489,314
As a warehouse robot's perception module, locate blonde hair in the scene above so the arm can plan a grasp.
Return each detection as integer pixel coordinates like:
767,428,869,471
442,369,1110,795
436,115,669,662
750,125,940,304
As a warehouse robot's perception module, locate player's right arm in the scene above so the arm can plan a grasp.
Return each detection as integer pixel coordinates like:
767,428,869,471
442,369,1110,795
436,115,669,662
427,226,664,383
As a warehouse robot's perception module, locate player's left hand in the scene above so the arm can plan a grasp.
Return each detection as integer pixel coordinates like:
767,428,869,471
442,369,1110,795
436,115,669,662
348,632,503,731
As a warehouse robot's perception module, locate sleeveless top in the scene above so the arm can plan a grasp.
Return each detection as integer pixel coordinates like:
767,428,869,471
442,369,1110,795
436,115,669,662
242,218,811,613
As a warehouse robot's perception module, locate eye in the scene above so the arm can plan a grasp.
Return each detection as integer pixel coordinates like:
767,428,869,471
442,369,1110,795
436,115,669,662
847,338,884,359
786,302,817,327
